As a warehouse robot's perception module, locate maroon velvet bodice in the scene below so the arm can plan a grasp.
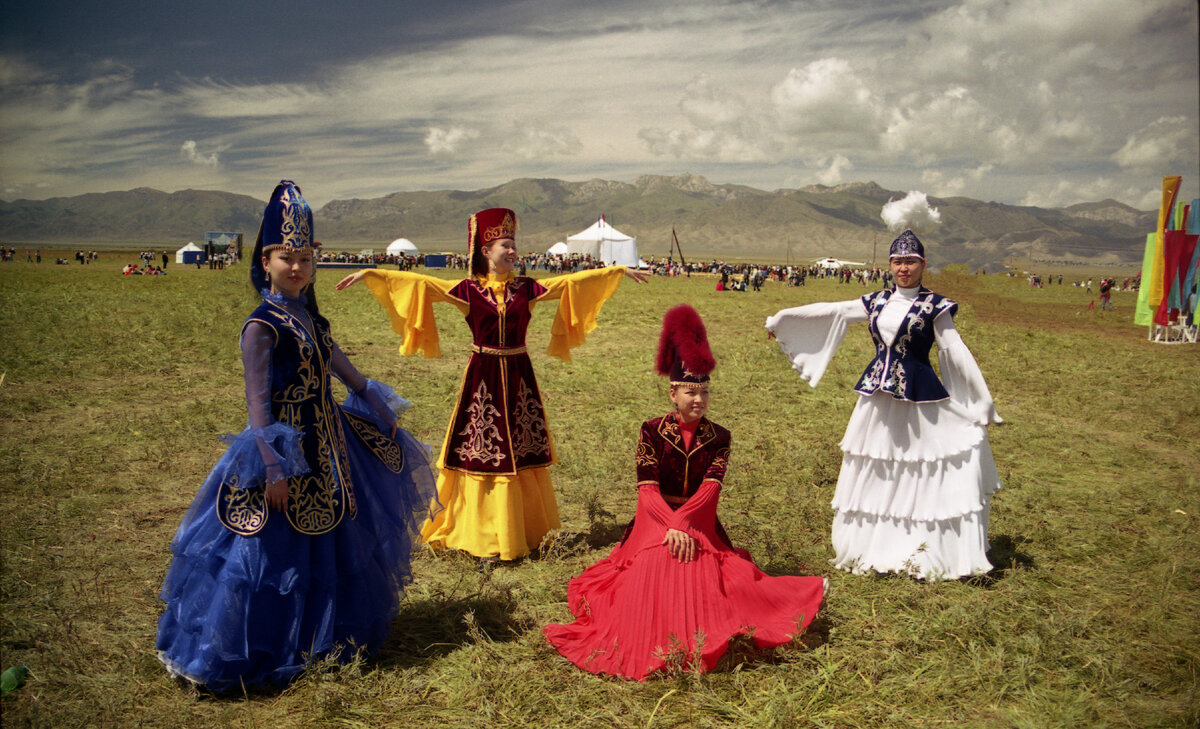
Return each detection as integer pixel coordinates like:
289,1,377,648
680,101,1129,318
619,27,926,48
440,276,555,475
635,414,731,500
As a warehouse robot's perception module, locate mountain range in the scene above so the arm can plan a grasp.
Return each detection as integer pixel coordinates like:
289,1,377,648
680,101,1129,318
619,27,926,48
0,175,1157,268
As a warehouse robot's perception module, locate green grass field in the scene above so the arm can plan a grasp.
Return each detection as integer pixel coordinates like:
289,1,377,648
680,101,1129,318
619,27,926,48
1,254,1196,728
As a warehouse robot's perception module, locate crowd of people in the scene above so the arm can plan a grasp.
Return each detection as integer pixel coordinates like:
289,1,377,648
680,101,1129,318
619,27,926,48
1,248,42,262
1024,271,1140,293
122,263,168,275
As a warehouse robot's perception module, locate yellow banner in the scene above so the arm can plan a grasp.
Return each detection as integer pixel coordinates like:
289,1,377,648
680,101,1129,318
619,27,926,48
1147,176,1181,307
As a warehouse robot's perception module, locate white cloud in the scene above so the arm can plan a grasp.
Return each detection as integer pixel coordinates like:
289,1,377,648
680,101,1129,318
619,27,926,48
180,140,218,167
503,126,581,160
771,59,880,136
1018,177,1163,209
815,154,853,186
921,165,994,197
424,126,480,156
881,87,1020,165
1112,116,1192,170
638,75,773,161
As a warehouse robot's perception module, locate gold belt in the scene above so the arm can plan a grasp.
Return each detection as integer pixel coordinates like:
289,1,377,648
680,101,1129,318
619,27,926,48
662,494,690,505
471,344,528,356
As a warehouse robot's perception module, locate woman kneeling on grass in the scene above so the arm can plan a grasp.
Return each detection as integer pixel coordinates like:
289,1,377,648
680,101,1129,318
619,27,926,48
766,228,1002,581
544,305,826,681
156,181,438,692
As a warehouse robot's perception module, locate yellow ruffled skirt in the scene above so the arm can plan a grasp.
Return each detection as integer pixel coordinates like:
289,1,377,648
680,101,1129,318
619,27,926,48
420,466,560,560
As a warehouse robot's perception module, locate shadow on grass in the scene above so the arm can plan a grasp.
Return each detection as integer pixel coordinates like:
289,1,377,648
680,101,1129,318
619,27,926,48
376,583,532,670
973,533,1036,586
712,613,834,675
573,519,629,551
521,520,629,564
170,582,532,700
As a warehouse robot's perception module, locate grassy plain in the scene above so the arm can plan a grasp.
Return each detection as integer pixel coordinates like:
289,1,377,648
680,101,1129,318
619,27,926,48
0,254,1197,728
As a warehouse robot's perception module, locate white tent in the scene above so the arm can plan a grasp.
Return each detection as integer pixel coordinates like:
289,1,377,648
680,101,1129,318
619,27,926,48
175,241,203,264
814,257,864,270
386,238,418,255
566,217,639,267
547,241,569,255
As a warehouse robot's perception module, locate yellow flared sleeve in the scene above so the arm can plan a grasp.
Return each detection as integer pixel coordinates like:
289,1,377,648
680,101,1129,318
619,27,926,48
361,270,467,358
536,266,626,362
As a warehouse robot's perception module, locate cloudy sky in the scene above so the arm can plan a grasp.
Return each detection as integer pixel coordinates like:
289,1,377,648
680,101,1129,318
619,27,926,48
1,0,1197,209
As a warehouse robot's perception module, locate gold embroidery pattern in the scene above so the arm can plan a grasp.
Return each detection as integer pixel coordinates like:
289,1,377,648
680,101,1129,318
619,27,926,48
344,411,405,474
454,382,507,467
510,379,549,459
710,446,730,474
276,330,318,404
481,211,516,242
217,473,268,535
289,472,341,534
265,304,349,535
660,418,681,446
320,328,357,521
635,438,656,467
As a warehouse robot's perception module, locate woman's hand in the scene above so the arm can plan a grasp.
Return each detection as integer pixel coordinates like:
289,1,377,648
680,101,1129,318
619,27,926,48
266,479,289,512
663,528,698,563
624,268,649,284
335,271,366,290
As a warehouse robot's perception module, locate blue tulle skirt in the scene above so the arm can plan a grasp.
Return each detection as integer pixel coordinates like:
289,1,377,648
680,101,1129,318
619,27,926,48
156,400,437,693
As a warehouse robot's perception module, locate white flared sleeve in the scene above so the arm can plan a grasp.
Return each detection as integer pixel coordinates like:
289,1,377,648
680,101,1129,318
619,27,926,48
934,314,1002,425
765,299,867,388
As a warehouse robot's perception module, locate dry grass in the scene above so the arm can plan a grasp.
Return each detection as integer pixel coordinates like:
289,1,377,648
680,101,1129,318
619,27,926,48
1,253,1197,728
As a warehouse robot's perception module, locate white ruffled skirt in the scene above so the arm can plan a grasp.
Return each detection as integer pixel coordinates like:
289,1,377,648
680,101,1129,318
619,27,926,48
830,392,1001,580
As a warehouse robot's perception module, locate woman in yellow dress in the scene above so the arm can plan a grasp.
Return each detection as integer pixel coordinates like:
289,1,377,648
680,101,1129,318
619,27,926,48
337,208,646,561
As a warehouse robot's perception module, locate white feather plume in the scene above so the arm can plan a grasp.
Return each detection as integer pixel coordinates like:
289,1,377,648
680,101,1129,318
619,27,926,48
881,191,941,232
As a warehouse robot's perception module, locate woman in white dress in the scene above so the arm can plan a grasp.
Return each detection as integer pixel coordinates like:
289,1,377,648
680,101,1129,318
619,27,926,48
766,230,1002,580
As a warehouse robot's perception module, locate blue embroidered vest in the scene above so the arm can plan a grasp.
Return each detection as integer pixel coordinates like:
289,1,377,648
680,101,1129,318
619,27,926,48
854,287,958,402
217,300,357,536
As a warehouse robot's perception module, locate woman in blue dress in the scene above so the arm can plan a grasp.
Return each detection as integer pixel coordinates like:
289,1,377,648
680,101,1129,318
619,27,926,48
156,181,438,692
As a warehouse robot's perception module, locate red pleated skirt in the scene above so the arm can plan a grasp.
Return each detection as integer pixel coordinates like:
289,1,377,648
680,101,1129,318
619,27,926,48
544,543,824,681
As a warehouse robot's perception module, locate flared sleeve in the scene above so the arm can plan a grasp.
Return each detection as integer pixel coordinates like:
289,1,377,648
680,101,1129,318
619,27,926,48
330,343,411,432
225,321,310,488
361,270,467,358
934,315,1003,425
629,482,723,554
536,267,627,362
765,299,867,388
343,379,413,434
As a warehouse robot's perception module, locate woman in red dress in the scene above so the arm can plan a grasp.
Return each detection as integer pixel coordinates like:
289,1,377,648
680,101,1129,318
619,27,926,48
544,305,826,680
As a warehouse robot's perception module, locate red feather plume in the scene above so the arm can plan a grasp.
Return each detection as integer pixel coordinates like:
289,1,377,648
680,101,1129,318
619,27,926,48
655,304,715,377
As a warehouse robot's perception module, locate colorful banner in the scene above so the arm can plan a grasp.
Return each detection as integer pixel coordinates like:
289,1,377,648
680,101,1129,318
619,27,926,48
1155,229,1199,326
1186,199,1200,320
1147,176,1181,309
1134,233,1157,326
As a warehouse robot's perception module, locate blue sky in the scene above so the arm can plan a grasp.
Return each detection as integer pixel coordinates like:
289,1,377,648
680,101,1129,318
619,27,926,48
1,0,1197,208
